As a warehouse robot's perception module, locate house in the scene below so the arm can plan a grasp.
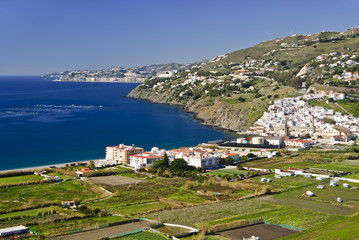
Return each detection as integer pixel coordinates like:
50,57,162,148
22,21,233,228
274,168,282,174
62,201,76,208
317,185,324,189
261,178,267,182
343,183,350,188
106,144,144,164
330,181,337,186
288,167,305,175
284,138,314,149
280,170,294,176
129,154,163,169
158,71,176,78
223,153,240,163
331,135,345,144
306,191,314,197
76,168,93,177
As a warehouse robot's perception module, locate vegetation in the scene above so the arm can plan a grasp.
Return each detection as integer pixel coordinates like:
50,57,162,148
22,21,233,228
0,148,358,239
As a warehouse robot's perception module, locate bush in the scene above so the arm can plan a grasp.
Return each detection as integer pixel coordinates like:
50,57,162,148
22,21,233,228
238,97,245,102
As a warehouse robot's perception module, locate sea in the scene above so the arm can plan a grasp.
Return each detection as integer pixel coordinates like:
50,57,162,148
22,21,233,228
0,76,236,171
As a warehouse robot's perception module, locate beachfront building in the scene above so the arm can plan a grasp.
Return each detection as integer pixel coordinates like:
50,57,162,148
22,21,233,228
167,148,222,169
106,144,144,164
129,147,165,169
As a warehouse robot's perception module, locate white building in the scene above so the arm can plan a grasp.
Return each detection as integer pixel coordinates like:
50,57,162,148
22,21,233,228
129,147,165,169
158,71,176,78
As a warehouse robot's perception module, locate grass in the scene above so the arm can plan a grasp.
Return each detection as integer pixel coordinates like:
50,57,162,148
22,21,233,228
113,231,168,240
308,99,345,115
47,171,73,179
257,195,356,216
281,180,359,207
206,169,249,176
0,174,44,185
98,201,173,216
156,225,191,236
243,152,359,173
337,99,359,117
342,172,359,180
209,203,339,229
0,179,98,211
242,174,322,192
282,215,359,240
30,215,128,237
88,178,210,214
0,207,51,219
146,200,276,227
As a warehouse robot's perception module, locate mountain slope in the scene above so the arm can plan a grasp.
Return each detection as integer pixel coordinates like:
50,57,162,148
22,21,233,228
129,28,359,132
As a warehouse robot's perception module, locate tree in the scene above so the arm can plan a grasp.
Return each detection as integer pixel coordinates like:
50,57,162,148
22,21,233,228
163,153,170,168
225,157,235,166
88,160,95,170
170,158,188,172
152,159,165,169
236,164,244,170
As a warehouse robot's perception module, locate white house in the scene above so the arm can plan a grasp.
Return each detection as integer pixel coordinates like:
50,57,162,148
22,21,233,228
223,153,240,163
158,71,176,78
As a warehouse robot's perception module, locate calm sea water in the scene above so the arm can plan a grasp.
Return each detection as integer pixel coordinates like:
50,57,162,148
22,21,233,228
0,76,235,170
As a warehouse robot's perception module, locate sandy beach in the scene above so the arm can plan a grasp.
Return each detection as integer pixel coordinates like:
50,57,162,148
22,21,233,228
0,159,105,173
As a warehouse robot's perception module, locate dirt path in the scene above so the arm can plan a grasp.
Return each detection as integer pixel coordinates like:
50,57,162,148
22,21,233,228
53,221,155,240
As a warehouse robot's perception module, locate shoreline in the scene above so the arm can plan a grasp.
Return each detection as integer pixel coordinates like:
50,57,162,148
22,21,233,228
0,159,105,173
125,95,240,135
52,80,144,84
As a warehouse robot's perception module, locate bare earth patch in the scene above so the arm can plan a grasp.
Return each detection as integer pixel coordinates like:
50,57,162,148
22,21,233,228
89,175,143,186
219,223,297,240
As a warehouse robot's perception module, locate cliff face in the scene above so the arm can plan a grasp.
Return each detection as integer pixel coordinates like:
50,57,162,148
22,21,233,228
128,87,270,132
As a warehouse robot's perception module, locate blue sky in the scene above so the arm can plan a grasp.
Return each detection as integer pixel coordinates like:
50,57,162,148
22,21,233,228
1,0,359,75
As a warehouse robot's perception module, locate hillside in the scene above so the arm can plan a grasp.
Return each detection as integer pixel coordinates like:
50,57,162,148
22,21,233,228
128,27,359,132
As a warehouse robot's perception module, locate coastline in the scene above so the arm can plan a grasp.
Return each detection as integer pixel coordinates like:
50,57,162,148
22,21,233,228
0,159,105,173
125,95,240,135
52,80,144,83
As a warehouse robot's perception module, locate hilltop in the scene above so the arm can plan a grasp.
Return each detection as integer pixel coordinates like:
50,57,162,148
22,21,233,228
128,27,359,132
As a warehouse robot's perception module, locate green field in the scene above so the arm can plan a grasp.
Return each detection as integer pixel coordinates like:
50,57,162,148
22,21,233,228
146,200,275,227
257,195,356,216
242,174,323,191
47,171,73,179
281,181,359,207
0,174,44,185
114,231,168,240
208,203,339,229
30,215,128,237
88,178,210,214
206,168,249,176
283,215,359,240
0,179,98,211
